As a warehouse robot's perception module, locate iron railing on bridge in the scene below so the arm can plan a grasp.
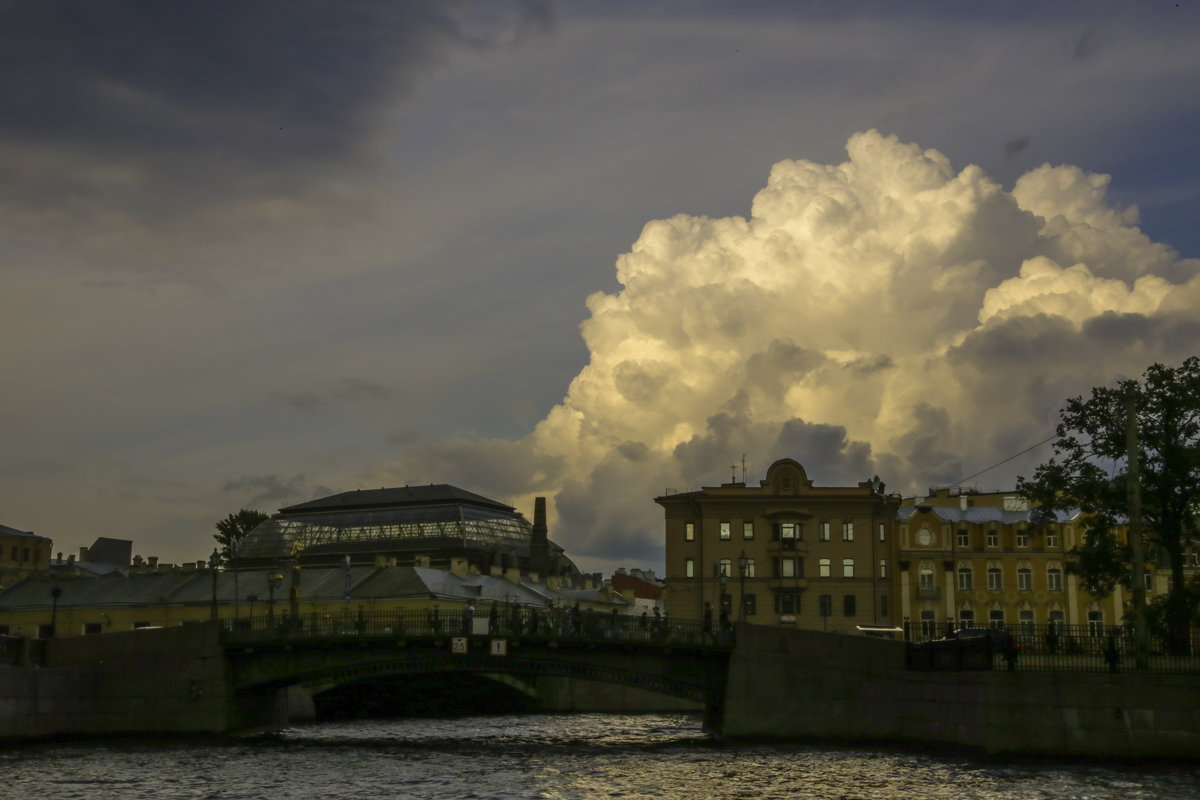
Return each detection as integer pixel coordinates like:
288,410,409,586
904,621,1200,674
220,607,733,649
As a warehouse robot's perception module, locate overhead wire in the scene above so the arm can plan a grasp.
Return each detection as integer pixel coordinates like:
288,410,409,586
950,432,1060,488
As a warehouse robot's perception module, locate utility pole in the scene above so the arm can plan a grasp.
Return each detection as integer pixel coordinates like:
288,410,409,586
1126,383,1148,668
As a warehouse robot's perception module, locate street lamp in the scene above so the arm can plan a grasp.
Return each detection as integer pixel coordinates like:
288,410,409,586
209,548,221,620
714,562,728,618
267,572,283,629
737,551,750,622
49,586,62,638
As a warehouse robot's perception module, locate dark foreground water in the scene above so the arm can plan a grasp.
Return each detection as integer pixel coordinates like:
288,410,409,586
3,714,1197,800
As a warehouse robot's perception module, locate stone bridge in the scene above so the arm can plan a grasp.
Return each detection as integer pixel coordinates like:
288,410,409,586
222,610,732,729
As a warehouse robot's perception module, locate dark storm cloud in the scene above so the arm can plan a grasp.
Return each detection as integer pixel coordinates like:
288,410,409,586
0,0,556,214
1004,135,1032,159
221,473,327,509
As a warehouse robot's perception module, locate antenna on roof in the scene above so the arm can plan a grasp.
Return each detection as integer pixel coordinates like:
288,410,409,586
742,453,746,483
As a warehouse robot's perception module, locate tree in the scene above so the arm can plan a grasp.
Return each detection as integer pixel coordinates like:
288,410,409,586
1019,357,1200,654
214,509,269,561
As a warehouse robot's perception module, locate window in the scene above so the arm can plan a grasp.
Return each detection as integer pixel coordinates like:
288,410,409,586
919,566,934,590
720,593,732,614
1047,567,1063,592
685,558,695,578
743,594,757,616
743,521,754,540
775,593,798,614
1016,530,1030,548
37,624,53,638
920,610,937,638
1049,609,1064,632
957,529,969,548
819,558,831,577
843,595,856,616
989,609,1005,628
1087,610,1104,638
1017,566,1032,591
842,558,855,578
959,610,975,628
718,558,732,577
0,624,8,635
987,565,1002,591
720,521,731,540
779,522,799,541
1045,529,1059,549
880,595,888,617
1019,609,1034,635
742,558,756,578
84,622,102,635
818,522,831,541
879,523,887,542
879,559,887,578
685,522,695,542
1144,572,1153,591
986,529,999,548
775,557,798,578
819,594,832,617
957,565,973,591
842,522,854,542
22,547,30,562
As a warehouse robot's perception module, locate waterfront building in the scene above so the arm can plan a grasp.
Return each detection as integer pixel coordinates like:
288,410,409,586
0,557,625,638
895,486,1181,637
657,458,900,634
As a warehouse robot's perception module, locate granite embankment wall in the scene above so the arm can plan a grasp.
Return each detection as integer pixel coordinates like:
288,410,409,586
721,623,1200,757
0,624,233,738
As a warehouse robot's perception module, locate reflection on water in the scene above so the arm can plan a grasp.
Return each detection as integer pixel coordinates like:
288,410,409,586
3,714,1197,800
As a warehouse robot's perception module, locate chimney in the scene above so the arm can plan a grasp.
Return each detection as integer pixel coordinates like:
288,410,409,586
79,547,89,562
529,497,550,580
449,557,469,579
959,495,968,511
148,556,159,568
504,567,521,584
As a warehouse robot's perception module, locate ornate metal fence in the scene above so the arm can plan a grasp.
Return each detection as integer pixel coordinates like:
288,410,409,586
904,621,1200,673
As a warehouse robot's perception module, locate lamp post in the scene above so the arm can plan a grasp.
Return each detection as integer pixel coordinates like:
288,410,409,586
49,586,62,638
737,551,750,622
267,572,282,629
714,562,728,618
231,538,240,624
209,548,221,620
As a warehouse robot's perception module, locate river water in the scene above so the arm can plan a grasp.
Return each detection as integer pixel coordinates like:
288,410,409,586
3,713,1197,800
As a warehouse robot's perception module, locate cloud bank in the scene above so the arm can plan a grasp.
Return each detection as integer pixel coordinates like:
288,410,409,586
372,131,1200,569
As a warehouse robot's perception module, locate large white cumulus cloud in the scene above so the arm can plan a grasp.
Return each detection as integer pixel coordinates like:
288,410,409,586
375,131,1200,569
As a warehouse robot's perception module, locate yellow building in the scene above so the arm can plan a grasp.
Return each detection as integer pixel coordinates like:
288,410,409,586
0,523,51,589
0,558,621,638
897,487,1155,638
657,459,900,634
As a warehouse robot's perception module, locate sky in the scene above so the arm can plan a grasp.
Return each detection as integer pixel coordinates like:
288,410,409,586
2,0,1199,576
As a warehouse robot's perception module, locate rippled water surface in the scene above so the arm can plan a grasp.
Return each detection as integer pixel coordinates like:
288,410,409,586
4,714,1197,800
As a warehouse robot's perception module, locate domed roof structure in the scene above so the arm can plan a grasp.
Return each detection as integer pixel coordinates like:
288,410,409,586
234,484,575,578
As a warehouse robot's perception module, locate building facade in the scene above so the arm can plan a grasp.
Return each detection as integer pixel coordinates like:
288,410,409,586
895,487,1169,638
0,524,51,589
657,459,900,634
